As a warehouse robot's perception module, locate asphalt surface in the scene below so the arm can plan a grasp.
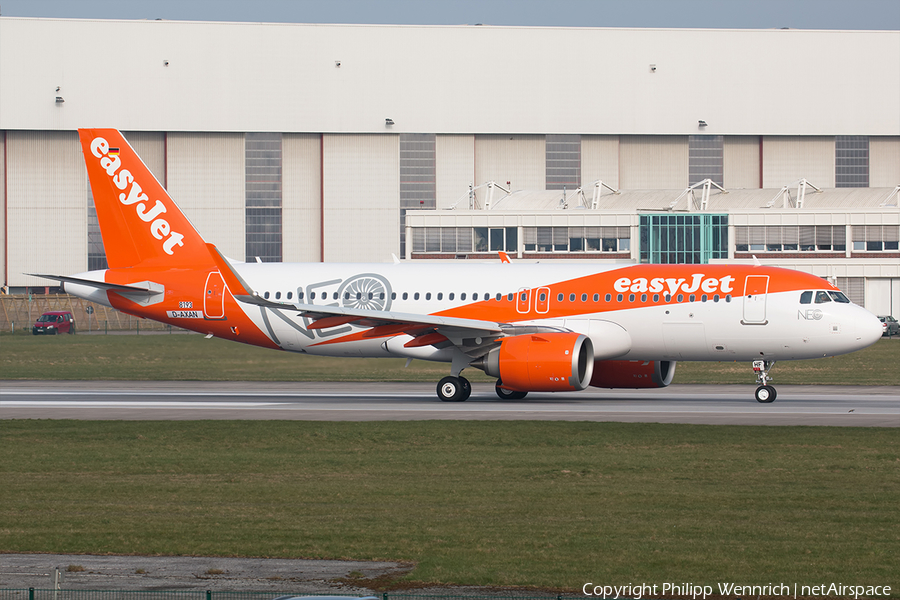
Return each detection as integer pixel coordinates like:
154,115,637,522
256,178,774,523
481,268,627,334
0,554,410,594
1,381,898,426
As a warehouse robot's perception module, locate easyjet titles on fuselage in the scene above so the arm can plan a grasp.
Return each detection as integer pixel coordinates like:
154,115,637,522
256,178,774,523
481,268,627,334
613,274,736,296
89,137,185,255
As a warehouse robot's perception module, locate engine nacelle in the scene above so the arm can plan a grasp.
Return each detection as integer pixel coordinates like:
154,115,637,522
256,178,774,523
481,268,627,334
590,360,676,389
480,332,594,392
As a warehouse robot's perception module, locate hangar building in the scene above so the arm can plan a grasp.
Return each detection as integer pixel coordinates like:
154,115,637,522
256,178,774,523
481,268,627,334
0,17,898,315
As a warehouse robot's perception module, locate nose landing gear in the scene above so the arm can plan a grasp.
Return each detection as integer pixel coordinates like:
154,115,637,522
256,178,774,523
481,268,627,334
752,360,777,403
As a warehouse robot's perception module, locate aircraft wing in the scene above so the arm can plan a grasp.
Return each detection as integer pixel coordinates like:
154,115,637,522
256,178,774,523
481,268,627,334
235,292,503,336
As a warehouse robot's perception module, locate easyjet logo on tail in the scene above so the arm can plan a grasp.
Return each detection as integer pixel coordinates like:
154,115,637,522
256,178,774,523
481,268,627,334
90,137,185,255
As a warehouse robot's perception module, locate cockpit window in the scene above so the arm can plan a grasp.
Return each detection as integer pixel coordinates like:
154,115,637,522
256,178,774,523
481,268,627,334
800,291,813,304
829,291,851,303
815,291,832,304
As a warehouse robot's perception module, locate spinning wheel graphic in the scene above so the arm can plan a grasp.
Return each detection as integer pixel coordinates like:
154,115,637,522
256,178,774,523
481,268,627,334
337,273,393,311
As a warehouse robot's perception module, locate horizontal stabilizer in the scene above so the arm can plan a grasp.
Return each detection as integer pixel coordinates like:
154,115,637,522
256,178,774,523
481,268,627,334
25,273,160,296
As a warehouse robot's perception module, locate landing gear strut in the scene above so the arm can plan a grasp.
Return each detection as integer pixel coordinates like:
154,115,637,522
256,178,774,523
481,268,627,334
752,360,777,403
437,375,471,402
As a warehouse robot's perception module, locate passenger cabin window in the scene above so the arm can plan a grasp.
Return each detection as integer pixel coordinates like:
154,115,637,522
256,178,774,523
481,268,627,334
800,291,813,304
287,292,293,300
815,291,832,303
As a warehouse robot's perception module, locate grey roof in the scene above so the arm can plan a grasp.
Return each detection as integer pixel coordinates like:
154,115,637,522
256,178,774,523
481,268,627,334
484,186,899,212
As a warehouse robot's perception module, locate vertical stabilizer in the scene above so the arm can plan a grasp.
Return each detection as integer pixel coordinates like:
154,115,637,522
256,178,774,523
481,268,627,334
79,129,212,269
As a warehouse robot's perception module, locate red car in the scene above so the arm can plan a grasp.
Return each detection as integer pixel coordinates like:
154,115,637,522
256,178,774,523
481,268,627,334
32,311,75,335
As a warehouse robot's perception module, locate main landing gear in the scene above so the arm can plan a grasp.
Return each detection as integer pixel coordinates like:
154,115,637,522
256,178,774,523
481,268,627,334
437,375,471,402
752,360,777,403
495,380,527,400
435,376,530,401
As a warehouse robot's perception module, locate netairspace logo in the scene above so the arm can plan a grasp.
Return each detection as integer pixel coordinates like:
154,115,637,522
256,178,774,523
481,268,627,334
582,582,892,599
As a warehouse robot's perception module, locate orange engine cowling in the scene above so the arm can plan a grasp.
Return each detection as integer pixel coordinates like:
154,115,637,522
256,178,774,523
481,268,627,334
480,332,594,392
590,360,676,389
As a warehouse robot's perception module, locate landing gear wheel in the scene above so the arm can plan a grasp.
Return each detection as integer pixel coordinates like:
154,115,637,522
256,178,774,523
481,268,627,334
437,376,465,402
458,376,472,401
755,385,776,403
495,380,528,400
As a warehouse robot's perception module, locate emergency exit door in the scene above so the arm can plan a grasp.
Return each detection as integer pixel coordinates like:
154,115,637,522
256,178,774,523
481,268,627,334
742,275,769,324
204,271,226,319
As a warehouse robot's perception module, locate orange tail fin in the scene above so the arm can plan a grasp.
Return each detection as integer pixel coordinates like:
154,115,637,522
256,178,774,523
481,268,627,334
79,129,212,269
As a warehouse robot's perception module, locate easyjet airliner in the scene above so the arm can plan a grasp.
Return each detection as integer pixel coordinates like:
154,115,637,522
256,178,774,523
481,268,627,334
32,129,883,403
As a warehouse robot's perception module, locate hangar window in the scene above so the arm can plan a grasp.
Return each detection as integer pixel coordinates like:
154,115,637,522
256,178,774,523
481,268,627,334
400,133,436,257
245,132,283,263
853,225,899,252
735,225,845,253
689,135,724,187
546,134,581,190
835,136,869,188
523,226,629,253
87,188,108,271
640,214,728,264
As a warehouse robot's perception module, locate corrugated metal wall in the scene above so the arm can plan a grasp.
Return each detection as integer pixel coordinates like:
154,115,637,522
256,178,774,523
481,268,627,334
619,136,689,190
435,135,474,209
870,137,900,188
723,136,760,189
283,134,322,262
124,131,166,187
322,134,399,262
474,135,545,195
762,136,835,188
581,135,619,190
166,132,245,260
6,131,87,287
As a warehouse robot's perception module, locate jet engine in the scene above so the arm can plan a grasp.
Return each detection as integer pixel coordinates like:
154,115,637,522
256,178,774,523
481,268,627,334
477,332,594,392
590,360,676,389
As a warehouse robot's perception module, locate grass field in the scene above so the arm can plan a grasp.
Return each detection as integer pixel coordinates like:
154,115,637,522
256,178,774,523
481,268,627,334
1,332,897,384
2,420,899,591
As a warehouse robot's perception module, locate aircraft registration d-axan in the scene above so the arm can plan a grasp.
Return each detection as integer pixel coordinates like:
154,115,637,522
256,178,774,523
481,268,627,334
33,129,883,403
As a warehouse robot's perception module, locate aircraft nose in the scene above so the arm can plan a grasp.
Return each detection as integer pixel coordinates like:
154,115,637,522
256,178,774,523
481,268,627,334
854,309,883,348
